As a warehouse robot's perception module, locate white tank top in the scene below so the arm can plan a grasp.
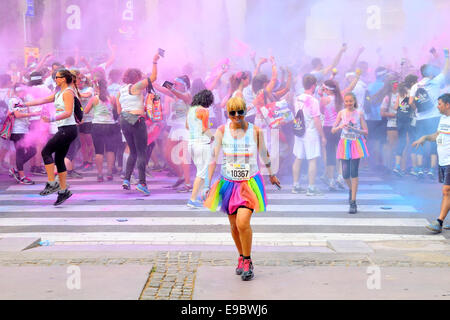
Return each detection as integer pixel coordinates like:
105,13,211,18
340,109,362,140
118,84,144,113
221,123,259,181
187,106,210,145
54,87,76,127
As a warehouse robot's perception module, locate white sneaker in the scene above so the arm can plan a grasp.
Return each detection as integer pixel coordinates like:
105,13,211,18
336,176,346,190
292,185,306,194
306,186,323,196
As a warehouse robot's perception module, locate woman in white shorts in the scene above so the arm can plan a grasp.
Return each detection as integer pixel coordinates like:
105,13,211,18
186,90,215,208
154,77,192,192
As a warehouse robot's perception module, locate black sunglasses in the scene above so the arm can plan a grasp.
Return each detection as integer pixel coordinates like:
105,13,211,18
55,76,64,79
229,110,245,116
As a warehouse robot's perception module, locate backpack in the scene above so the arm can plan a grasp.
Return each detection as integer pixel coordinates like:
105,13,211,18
145,79,163,122
293,108,306,137
396,96,413,127
413,86,434,113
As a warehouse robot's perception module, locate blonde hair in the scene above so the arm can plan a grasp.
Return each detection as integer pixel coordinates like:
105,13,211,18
226,97,246,112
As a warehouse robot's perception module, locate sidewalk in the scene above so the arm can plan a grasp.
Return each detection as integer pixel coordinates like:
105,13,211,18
0,239,449,300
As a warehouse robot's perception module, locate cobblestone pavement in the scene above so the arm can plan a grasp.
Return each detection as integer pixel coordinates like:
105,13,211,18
1,246,450,300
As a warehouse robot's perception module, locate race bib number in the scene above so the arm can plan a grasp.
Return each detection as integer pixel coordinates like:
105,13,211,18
226,163,250,180
343,132,357,141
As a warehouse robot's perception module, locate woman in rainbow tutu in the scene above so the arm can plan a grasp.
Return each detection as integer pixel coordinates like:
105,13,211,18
331,92,369,214
204,97,281,281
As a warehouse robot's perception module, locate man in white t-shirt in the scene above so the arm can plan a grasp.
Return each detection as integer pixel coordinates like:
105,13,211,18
413,93,450,233
409,49,449,179
292,74,326,196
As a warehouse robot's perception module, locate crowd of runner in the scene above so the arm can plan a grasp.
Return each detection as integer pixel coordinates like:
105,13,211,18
1,44,450,280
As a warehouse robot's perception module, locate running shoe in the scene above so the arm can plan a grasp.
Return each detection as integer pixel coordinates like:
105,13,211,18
444,224,450,230
106,175,113,181
145,167,154,178
393,166,404,177
320,174,329,185
165,178,184,189
336,176,346,190
40,181,60,196
31,166,47,176
409,167,418,176
291,185,306,194
122,179,131,190
306,186,323,196
427,168,437,180
187,199,203,209
416,168,424,179
177,184,193,193
328,180,337,191
349,200,357,214
426,220,442,234
76,161,87,170
130,175,139,185
97,175,104,182
151,164,164,172
241,259,254,281
68,170,83,179
9,168,20,183
136,183,150,196
19,176,35,185
235,256,244,275
81,162,94,171
54,189,73,206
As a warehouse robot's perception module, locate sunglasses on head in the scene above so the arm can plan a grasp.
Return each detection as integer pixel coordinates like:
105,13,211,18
229,110,245,116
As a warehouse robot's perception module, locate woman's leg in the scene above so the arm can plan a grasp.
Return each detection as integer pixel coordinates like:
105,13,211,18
235,208,253,257
228,214,243,255
386,129,398,170
134,119,148,185
350,158,361,201
92,125,105,176
341,159,352,189
120,120,138,181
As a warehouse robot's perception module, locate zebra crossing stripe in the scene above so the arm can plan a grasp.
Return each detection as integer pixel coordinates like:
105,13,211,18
0,217,429,227
0,232,444,244
0,204,417,213
0,193,404,201
5,184,393,192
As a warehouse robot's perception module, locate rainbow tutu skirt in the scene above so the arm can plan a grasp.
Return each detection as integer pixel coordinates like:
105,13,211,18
336,137,369,160
204,172,267,215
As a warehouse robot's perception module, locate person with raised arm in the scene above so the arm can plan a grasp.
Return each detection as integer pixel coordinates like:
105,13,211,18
116,52,160,195
409,48,450,180
23,69,79,206
153,76,192,193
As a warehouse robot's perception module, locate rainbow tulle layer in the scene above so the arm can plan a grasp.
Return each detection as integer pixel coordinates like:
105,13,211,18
337,137,369,160
204,172,267,215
